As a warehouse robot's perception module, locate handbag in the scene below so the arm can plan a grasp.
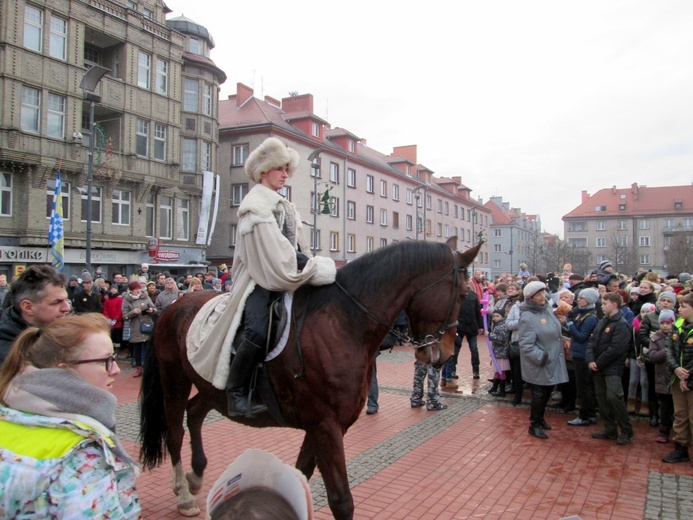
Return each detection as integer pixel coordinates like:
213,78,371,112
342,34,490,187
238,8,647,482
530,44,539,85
140,315,154,334
122,320,131,342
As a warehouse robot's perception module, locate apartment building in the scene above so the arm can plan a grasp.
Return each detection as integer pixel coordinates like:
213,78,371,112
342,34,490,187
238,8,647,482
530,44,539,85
0,0,225,278
563,183,693,276
212,83,491,270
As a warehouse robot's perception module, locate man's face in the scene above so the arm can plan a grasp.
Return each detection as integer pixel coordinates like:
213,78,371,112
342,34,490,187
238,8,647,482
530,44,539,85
113,274,122,284
0,277,6,287
606,279,619,292
82,281,93,292
658,298,675,310
23,284,70,327
679,302,693,322
474,270,483,281
601,299,616,316
157,274,165,284
165,279,177,291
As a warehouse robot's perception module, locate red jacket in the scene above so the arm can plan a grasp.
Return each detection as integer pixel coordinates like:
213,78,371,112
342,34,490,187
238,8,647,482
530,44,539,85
103,295,124,329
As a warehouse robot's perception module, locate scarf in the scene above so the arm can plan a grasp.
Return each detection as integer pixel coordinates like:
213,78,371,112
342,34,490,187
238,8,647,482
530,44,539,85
3,366,134,466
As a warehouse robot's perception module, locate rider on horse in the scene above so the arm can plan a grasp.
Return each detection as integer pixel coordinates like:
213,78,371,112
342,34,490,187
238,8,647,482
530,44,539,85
227,137,336,416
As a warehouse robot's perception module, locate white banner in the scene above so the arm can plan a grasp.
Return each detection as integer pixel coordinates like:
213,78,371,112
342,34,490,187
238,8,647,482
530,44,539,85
197,171,215,245
207,174,220,246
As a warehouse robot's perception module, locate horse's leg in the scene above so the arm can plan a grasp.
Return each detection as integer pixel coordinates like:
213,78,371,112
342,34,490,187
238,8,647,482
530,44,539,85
313,424,354,520
184,392,214,496
296,431,317,479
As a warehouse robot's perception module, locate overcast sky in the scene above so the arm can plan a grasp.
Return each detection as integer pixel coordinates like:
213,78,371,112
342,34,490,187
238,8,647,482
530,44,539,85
164,0,693,236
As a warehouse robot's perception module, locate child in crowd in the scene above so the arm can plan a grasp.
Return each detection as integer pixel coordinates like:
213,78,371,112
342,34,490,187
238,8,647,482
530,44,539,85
488,308,511,397
629,303,655,415
646,309,676,443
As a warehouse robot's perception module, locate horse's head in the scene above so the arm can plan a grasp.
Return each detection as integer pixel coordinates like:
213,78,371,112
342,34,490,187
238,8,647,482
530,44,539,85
408,238,482,368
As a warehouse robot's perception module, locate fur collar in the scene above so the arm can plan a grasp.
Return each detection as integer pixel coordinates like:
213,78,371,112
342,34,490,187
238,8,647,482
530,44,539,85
238,184,286,219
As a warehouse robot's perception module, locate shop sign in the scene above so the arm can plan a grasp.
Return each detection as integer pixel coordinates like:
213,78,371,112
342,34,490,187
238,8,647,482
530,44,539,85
0,247,46,262
155,250,180,262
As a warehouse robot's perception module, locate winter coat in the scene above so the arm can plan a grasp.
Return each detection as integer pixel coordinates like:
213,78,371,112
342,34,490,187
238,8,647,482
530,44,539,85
620,305,635,326
0,405,140,518
72,287,103,314
121,291,156,344
638,311,660,349
586,310,631,377
103,295,124,329
187,183,337,389
666,317,693,387
489,319,510,359
630,292,656,317
518,300,569,386
155,289,178,313
647,330,671,395
0,306,28,365
505,301,521,344
456,290,484,337
566,306,599,360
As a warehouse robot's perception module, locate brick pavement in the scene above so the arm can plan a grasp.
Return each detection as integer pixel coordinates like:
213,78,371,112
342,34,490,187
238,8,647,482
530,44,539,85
112,343,693,519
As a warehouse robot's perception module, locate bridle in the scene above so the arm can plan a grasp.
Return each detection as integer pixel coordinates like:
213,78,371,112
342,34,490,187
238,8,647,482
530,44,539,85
334,247,467,351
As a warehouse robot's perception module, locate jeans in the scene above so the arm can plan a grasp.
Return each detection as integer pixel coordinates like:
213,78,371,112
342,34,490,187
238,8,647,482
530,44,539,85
367,352,379,410
574,358,597,419
594,373,633,436
442,337,462,381
462,333,480,374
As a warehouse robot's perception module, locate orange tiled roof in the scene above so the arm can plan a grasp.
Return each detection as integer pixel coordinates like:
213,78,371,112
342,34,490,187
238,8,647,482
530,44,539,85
564,184,693,218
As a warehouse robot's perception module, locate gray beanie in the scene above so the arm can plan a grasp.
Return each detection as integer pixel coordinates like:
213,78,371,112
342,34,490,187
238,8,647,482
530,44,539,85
659,309,676,323
657,291,676,304
679,273,691,283
579,288,600,305
523,281,546,300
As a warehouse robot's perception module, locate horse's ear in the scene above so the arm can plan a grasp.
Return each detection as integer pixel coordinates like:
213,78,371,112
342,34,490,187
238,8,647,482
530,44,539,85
446,236,458,251
460,242,483,267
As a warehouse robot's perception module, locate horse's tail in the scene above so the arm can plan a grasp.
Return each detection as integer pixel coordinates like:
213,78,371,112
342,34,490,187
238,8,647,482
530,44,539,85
138,334,168,470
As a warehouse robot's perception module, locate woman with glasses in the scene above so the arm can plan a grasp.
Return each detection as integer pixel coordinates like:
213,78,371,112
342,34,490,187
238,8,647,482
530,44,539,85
0,313,140,518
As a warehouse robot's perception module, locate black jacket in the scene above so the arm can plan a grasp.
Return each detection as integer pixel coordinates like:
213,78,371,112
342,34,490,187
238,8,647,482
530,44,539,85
586,310,631,376
72,287,103,314
456,291,484,336
0,306,28,365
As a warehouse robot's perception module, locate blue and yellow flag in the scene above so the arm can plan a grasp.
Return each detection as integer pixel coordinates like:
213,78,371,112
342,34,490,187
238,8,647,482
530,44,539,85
48,171,65,271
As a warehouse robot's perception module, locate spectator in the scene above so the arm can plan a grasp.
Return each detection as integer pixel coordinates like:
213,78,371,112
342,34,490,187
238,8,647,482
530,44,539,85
518,281,568,439
646,309,676,443
632,280,657,317
488,308,510,397
155,277,179,313
218,263,229,284
138,263,150,282
587,292,634,445
0,265,70,366
146,281,159,304
596,260,615,286
188,277,204,293
103,285,124,357
72,271,103,314
411,361,447,411
0,274,9,306
223,279,233,293
121,281,155,378
503,284,524,405
0,313,140,518
154,272,166,292
442,281,483,386
203,271,215,290
66,274,80,301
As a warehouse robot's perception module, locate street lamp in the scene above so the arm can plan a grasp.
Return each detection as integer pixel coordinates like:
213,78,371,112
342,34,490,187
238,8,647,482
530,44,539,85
412,184,427,240
308,149,326,256
80,65,110,273
505,248,514,276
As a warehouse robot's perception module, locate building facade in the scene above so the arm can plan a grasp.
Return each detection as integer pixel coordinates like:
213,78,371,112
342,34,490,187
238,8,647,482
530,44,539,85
0,0,225,279
563,183,693,276
212,83,491,271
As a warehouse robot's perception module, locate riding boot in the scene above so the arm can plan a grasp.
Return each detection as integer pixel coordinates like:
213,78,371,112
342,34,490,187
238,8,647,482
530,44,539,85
227,340,268,417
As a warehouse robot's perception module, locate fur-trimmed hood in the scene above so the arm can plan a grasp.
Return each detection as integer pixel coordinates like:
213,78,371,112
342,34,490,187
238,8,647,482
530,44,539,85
245,137,300,183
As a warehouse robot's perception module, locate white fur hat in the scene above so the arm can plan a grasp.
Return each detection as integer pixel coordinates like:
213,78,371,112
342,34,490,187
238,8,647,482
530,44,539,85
244,137,300,183
523,281,546,300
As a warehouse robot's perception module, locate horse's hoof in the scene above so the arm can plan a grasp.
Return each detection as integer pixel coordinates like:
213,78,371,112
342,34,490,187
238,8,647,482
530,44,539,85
186,471,203,495
178,503,200,517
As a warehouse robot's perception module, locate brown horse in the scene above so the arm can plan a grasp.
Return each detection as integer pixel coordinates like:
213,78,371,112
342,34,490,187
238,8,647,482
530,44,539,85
139,237,479,519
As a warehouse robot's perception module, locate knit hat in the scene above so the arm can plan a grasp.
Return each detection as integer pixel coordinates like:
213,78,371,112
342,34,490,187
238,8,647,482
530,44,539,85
523,281,546,300
491,307,505,317
81,272,93,283
244,137,300,183
599,260,613,270
641,303,656,314
579,288,599,305
224,279,233,286
659,309,676,323
69,275,79,282
679,273,691,283
658,291,676,304
629,286,640,294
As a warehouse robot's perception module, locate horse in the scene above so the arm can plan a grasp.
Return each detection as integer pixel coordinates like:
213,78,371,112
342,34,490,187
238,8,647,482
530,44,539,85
139,237,480,519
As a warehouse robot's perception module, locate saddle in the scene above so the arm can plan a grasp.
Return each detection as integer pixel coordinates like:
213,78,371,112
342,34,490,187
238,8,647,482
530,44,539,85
231,293,289,358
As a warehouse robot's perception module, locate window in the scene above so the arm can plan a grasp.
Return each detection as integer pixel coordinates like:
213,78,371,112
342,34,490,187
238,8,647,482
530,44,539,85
311,229,321,251
393,184,399,201
310,159,321,178
189,37,201,55
184,79,198,111
639,219,650,230
393,212,399,229
494,229,501,237
380,209,387,226
596,237,606,247
201,141,212,171
380,238,387,248
143,7,154,19
230,224,237,247
640,254,650,265
675,201,683,209
366,205,374,224
1,173,13,216
160,196,172,239
616,236,628,247
568,222,587,232
46,93,65,138
426,195,431,211
203,83,213,116
46,178,70,220
311,122,319,137
348,140,355,153
437,199,442,214
111,190,131,225
444,201,449,215
380,180,387,197
347,234,356,253
417,193,423,208
366,175,374,193
596,254,606,264
231,184,248,206
567,238,587,248
24,5,43,52
80,186,102,223
597,220,606,231
329,197,339,217
595,205,607,212
618,220,627,230
367,237,374,252
665,218,674,228
136,119,149,156
494,260,501,268
49,16,67,60
138,51,151,89
406,214,413,231
177,199,190,240
406,189,413,205
329,232,339,251
21,86,40,133
494,244,501,252
278,186,291,200
145,193,155,236
155,59,168,94
619,204,626,210
444,224,449,237
154,123,166,160
437,223,442,236
330,163,339,183
347,200,355,220
233,144,249,166
182,139,197,172
347,168,356,188
639,236,650,247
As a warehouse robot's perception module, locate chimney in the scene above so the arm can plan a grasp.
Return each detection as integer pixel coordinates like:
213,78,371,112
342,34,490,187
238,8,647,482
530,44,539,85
631,182,639,199
236,83,254,107
393,145,417,164
451,176,462,184
581,190,590,203
612,185,617,194
264,95,281,109
281,93,314,113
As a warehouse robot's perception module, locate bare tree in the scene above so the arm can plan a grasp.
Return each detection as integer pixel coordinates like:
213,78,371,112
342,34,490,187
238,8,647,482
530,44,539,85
526,232,546,274
609,232,637,277
665,234,692,274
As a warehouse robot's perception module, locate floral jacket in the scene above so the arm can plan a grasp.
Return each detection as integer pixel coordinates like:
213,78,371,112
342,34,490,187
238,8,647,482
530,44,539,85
0,405,141,519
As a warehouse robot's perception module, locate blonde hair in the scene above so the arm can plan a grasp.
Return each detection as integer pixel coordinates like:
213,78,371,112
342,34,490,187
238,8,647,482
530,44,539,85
187,278,202,293
0,313,111,397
